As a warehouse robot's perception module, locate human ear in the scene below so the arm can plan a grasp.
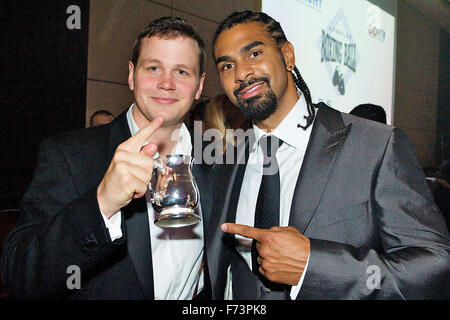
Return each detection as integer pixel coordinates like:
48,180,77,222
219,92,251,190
195,73,206,100
281,41,295,71
128,61,135,90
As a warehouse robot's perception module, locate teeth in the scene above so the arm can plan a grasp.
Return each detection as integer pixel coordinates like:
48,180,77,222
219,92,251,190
244,83,263,94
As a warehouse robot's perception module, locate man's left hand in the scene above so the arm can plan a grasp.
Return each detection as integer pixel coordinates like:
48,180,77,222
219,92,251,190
222,223,310,285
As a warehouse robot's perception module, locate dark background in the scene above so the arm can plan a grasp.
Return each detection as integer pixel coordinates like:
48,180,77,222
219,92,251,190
0,1,90,209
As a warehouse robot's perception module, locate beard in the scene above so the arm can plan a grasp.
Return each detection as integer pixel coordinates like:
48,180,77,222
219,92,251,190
233,77,278,121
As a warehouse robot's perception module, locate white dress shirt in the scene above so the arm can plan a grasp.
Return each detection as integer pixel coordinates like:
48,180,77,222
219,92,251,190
226,93,313,300
101,104,204,300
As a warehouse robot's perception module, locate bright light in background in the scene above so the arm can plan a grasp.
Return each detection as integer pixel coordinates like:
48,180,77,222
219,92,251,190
262,0,396,124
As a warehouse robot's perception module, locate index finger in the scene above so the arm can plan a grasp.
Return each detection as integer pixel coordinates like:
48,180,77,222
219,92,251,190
221,223,266,241
123,116,164,152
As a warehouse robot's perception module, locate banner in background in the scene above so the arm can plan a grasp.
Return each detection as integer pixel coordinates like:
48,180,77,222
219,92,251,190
263,0,395,124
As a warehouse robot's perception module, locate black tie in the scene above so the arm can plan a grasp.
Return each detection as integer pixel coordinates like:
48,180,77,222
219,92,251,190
252,135,283,273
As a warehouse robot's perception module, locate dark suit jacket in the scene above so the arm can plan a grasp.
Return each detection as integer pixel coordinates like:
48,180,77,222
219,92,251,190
1,111,213,299
206,103,450,299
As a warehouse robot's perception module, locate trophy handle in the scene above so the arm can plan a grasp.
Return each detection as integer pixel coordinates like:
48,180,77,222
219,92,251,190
148,152,165,204
189,157,200,207
152,152,165,175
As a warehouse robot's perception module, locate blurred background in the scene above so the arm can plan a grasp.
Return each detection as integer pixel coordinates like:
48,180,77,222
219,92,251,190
0,0,449,210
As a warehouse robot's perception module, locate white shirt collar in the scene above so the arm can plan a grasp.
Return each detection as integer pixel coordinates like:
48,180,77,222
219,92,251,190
252,92,312,152
126,103,192,156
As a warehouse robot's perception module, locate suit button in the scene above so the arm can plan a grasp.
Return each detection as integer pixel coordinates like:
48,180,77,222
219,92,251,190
82,233,98,254
259,284,271,293
85,233,98,247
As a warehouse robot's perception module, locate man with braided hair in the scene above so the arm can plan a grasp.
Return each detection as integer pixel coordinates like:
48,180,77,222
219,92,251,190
206,11,449,300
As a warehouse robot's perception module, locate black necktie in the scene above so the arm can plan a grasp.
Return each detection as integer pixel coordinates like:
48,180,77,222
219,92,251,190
252,135,283,273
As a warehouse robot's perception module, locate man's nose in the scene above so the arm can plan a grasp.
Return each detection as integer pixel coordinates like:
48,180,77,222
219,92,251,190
235,62,254,83
158,72,176,90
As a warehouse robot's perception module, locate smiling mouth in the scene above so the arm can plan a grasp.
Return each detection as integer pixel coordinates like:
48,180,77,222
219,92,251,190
151,97,178,104
238,81,266,98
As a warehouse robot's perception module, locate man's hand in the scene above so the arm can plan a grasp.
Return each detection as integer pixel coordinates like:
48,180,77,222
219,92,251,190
222,223,310,286
97,116,164,218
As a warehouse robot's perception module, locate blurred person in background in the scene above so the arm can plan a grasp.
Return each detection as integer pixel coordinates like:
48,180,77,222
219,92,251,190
350,103,387,124
89,110,115,127
203,94,251,153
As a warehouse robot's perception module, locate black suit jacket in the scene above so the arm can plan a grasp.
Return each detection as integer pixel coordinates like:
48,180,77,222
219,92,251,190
1,111,213,299
206,103,450,299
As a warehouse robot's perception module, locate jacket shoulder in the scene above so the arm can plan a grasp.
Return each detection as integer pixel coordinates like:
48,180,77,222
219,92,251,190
45,123,110,151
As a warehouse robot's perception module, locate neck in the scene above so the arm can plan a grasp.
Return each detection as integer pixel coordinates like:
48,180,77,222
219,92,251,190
148,124,182,157
254,77,299,132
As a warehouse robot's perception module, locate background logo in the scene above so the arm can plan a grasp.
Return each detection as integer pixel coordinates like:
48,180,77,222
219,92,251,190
295,0,324,12
317,7,359,96
367,4,386,41
368,24,386,41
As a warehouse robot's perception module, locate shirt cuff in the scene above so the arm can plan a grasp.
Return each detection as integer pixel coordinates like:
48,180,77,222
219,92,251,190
289,251,310,300
100,210,123,241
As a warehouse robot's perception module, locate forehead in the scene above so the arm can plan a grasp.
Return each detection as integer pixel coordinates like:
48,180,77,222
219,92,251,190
92,114,113,124
94,113,113,119
214,22,276,57
138,36,201,69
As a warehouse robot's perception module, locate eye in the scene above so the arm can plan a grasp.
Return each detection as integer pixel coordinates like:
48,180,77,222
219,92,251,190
221,63,233,72
147,66,159,71
250,50,262,59
177,69,188,76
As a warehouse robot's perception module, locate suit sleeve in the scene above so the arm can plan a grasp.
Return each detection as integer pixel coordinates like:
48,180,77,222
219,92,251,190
1,137,124,299
297,128,450,299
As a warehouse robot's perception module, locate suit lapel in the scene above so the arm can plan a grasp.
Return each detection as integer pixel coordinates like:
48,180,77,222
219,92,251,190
107,111,131,163
192,162,213,231
289,103,352,233
108,111,154,299
207,137,250,299
123,198,154,299
191,136,215,230
224,139,250,225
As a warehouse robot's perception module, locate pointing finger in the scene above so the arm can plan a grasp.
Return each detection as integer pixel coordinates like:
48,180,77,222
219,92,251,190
221,223,266,242
123,116,164,152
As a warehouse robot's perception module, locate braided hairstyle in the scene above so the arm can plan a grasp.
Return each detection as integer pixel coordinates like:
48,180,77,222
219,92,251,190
213,11,315,130
292,66,315,129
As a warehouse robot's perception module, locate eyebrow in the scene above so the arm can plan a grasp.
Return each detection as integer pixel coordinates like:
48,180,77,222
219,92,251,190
140,58,160,65
174,63,193,70
241,41,264,54
215,55,231,65
215,41,265,65
141,59,193,70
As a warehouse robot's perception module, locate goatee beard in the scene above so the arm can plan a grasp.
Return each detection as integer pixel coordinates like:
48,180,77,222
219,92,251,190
233,76,278,121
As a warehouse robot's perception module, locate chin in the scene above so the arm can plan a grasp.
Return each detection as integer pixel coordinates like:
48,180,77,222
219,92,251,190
160,115,186,127
238,92,278,121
